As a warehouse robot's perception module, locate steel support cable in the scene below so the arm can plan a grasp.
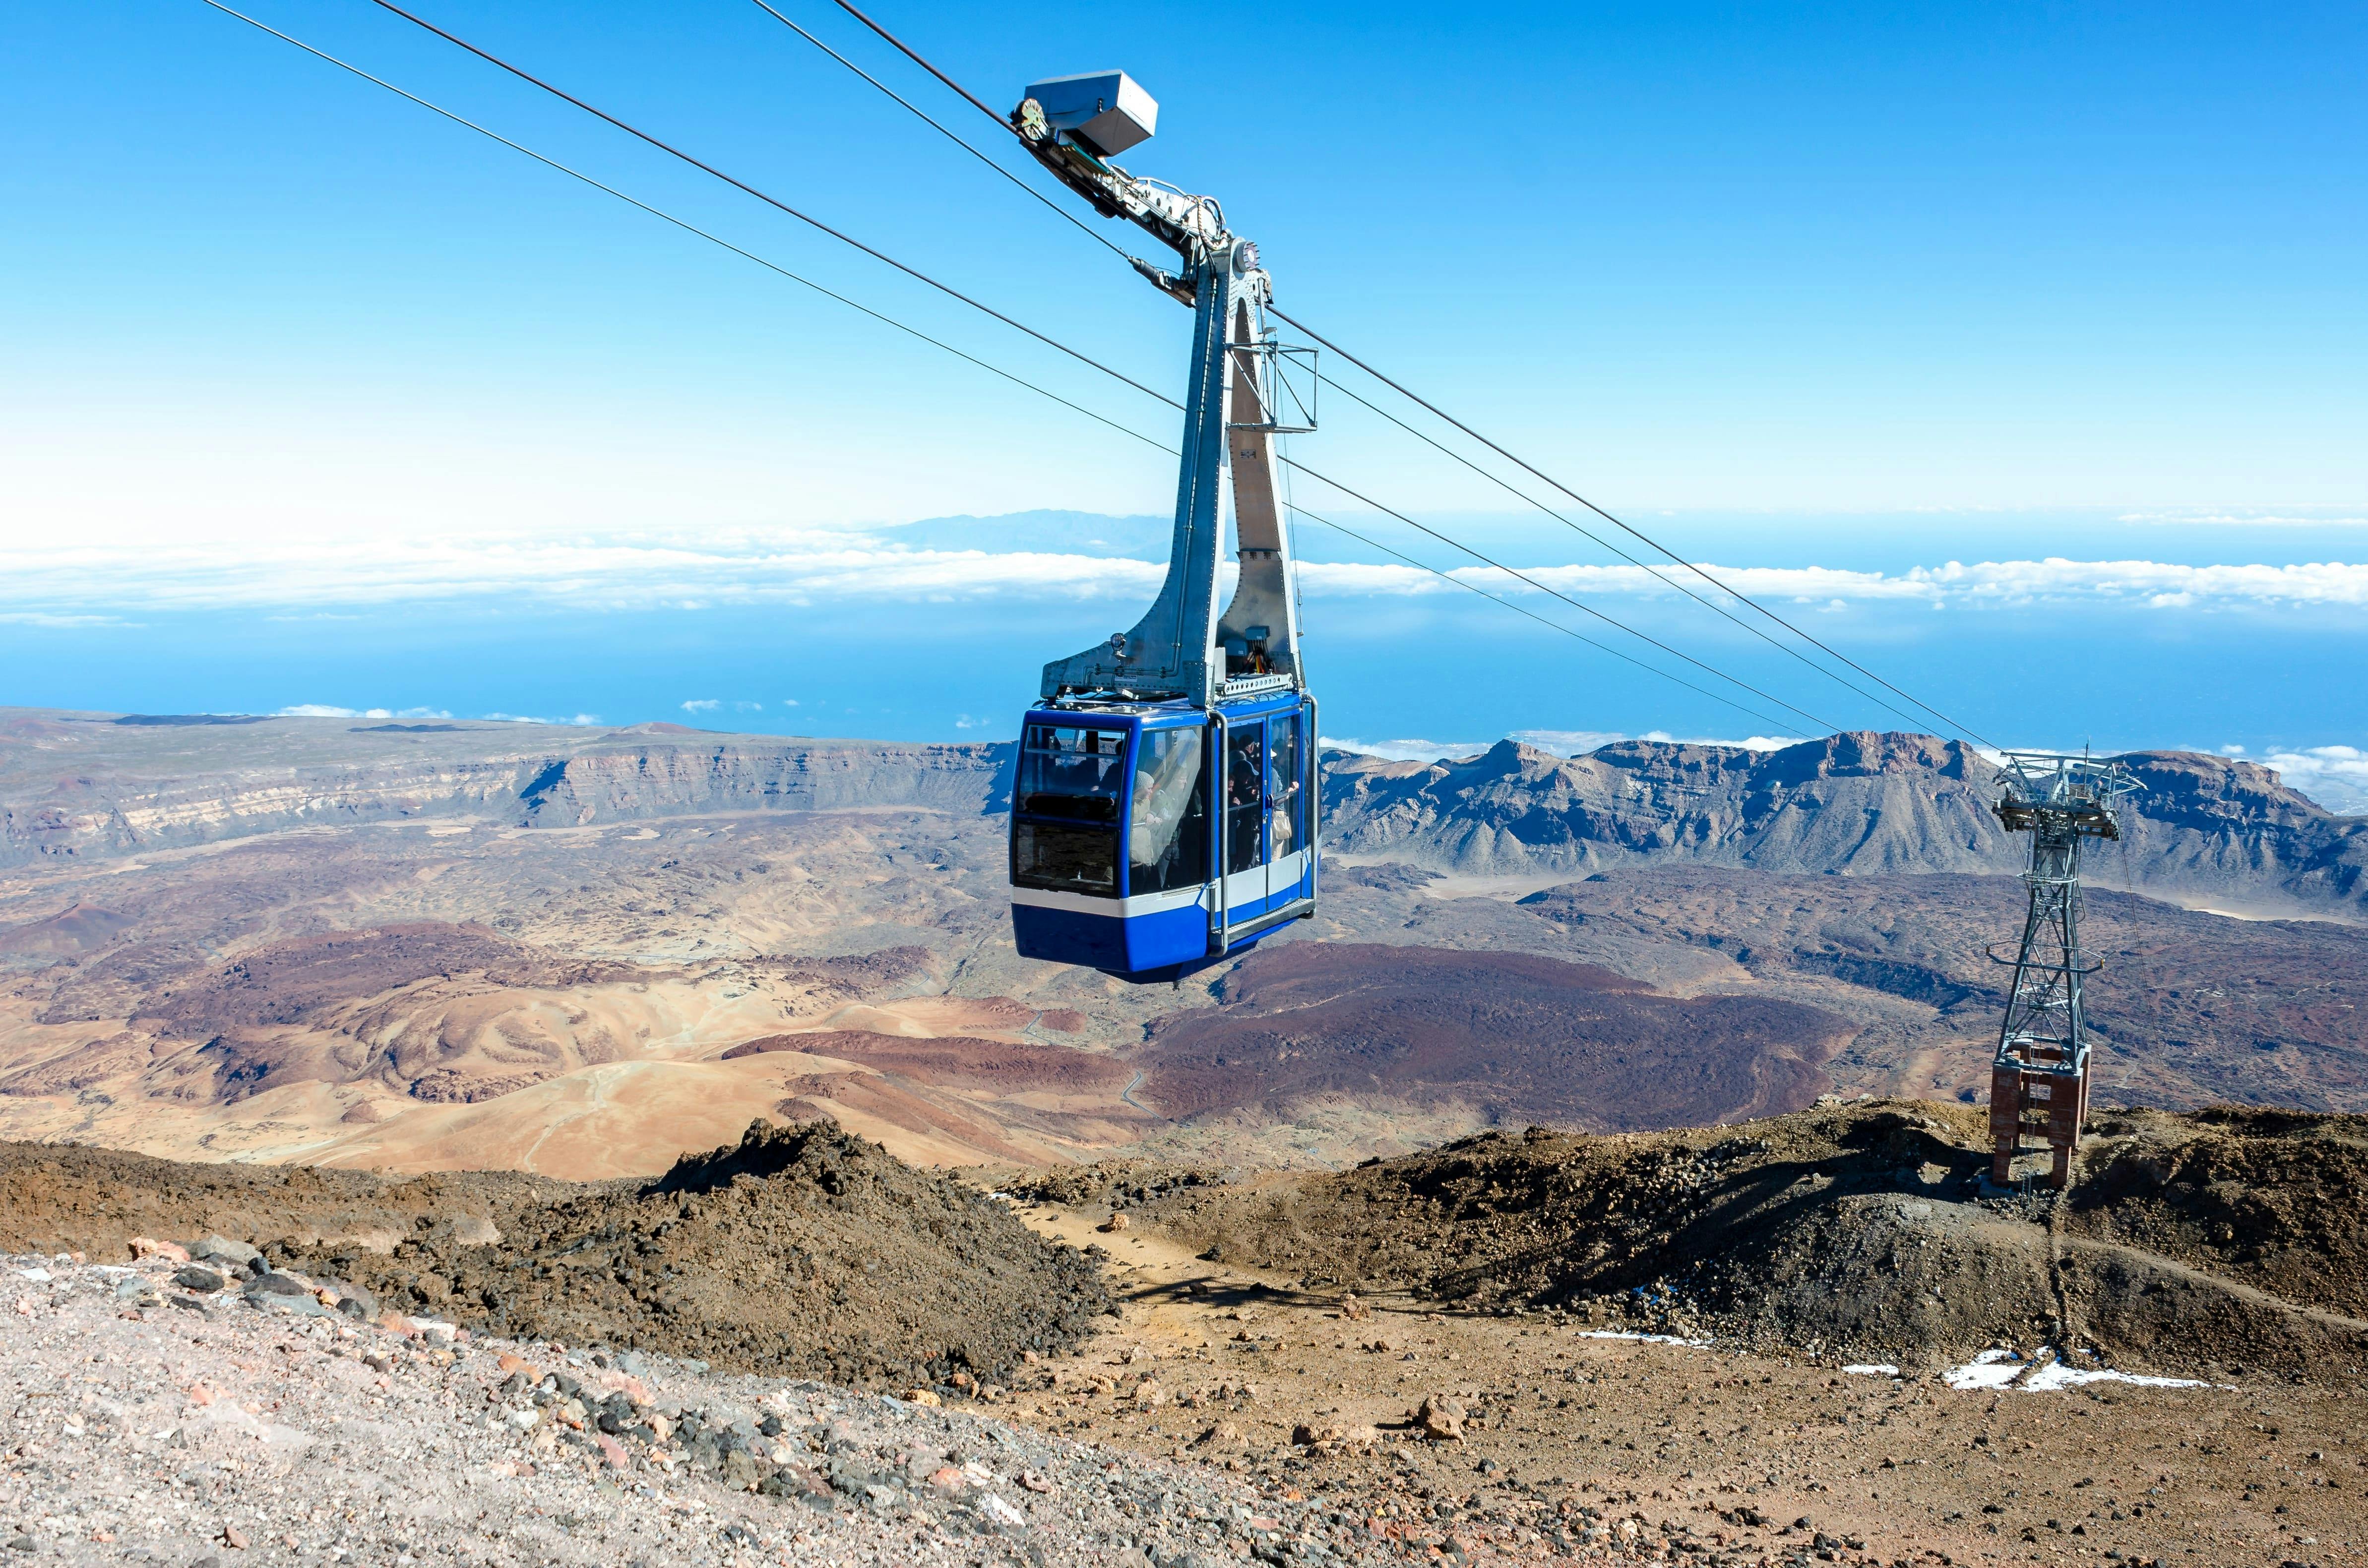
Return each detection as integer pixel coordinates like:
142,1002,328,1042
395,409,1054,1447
823,0,1016,135
1269,305,1996,750
742,0,1132,263
1280,458,1837,733
1281,503,1800,735
1311,369,1932,732
195,0,1174,458
361,0,1177,409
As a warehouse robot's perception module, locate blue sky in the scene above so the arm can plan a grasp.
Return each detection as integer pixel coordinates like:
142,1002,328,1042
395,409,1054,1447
2,2,2364,803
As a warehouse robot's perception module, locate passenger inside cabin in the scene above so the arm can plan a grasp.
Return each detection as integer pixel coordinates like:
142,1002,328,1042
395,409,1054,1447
1228,733,1263,809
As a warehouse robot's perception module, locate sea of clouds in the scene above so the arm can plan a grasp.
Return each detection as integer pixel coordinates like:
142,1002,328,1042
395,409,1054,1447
6,527,2368,615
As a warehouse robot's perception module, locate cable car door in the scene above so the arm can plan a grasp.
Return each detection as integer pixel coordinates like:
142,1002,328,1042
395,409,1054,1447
1223,719,1266,922
1266,706,1307,909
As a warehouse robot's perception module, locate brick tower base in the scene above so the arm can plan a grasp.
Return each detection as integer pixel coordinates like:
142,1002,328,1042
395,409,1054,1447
1989,1053,2090,1189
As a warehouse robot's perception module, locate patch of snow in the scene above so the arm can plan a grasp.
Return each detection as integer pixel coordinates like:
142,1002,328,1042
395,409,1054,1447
1574,1330,1712,1348
1946,1347,2228,1392
1843,1363,1900,1376
2020,1357,2220,1391
1944,1348,2028,1389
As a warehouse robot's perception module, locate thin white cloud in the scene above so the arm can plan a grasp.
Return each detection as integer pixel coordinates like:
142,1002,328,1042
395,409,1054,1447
482,712,602,726
0,611,129,627
2118,510,2368,528
1327,729,1807,763
2221,744,2368,816
1494,558,2368,608
3,527,2365,614
0,533,1165,612
681,699,721,714
1518,728,1801,754
1321,736,1493,762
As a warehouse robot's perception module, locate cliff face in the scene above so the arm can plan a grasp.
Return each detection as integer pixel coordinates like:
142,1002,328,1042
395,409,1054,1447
511,740,1011,827
1320,731,2368,911
1319,732,2015,877
4,712,2361,913
2113,751,2368,905
0,711,1010,866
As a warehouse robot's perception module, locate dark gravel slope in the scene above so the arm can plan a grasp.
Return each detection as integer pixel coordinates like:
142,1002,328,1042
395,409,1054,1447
0,1120,1111,1388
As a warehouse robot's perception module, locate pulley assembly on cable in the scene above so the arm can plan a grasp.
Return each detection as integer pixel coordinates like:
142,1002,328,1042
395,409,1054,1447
1003,70,1322,979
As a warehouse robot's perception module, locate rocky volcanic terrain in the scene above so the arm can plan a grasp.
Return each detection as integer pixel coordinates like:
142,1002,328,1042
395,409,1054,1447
3,708,2367,1178
1136,945,1850,1133
0,1247,1343,1568
1119,1101,2368,1382
7,1103,2366,1567
0,1120,1111,1390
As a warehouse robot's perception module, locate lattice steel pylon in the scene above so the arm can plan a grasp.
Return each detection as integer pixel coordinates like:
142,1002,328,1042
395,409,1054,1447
1985,751,2140,1189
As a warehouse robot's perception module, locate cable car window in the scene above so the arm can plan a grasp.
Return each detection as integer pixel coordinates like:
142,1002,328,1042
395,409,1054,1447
1018,725,1124,822
1129,728,1208,895
1226,722,1265,875
1267,710,1302,861
1012,822,1117,896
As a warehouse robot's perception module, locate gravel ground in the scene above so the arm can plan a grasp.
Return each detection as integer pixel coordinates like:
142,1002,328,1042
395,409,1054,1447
0,1251,1384,1568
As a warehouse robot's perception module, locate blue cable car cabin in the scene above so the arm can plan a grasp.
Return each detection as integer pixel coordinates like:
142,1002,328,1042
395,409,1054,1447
1009,690,1316,976
1001,66,1322,976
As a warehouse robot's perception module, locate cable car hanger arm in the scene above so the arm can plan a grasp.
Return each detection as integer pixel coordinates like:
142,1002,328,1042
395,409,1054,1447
1008,82,1226,301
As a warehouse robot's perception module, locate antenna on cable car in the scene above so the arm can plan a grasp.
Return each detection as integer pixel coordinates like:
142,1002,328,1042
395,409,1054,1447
1004,69,1322,979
